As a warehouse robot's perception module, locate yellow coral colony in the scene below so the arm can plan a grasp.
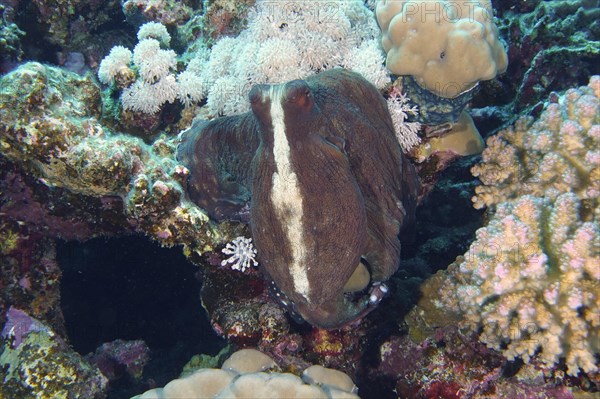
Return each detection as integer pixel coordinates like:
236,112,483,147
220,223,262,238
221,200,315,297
376,0,508,98
415,110,484,160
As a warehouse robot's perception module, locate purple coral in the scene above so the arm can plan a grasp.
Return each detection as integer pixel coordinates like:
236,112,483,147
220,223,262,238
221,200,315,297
89,339,150,381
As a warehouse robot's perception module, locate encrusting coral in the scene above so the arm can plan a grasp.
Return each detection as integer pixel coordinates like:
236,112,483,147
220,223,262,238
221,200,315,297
1,307,108,398
419,76,600,376
0,62,236,254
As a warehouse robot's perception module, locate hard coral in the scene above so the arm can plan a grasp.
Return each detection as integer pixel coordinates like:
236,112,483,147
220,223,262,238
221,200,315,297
202,0,256,41
493,0,600,112
0,308,108,398
133,348,359,399
425,77,600,376
373,328,577,399
0,62,136,197
376,0,508,98
472,76,600,209
448,194,598,375
122,0,194,27
89,339,150,381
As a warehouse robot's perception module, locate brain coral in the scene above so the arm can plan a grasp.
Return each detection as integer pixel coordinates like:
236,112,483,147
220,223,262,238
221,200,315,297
426,77,600,376
375,0,508,98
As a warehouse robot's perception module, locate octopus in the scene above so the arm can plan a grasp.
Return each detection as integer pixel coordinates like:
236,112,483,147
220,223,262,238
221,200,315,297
177,69,420,329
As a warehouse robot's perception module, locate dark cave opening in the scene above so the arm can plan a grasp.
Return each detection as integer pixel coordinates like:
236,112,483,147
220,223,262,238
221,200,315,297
57,234,226,398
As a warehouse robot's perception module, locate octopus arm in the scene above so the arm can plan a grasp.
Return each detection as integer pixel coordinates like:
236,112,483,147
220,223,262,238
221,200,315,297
177,115,261,222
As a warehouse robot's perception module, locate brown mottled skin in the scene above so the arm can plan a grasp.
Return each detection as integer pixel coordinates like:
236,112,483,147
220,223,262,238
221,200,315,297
178,69,419,329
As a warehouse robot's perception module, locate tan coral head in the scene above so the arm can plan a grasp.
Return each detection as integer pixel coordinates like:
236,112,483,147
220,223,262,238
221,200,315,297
376,0,508,98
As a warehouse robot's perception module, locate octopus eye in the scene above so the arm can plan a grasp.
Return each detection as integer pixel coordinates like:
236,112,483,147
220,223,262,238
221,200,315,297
284,80,313,112
285,80,310,103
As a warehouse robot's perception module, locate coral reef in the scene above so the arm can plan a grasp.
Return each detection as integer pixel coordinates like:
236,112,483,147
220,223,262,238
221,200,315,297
199,258,288,348
468,0,599,139
0,6,25,71
122,0,195,27
1,0,598,397
0,232,66,337
198,245,374,380
133,348,359,398
370,326,580,399
29,0,122,49
0,307,108,398
87,339,150,381
200,0,255,41
418,78,600,376
493,0,600,112
0,62,240,256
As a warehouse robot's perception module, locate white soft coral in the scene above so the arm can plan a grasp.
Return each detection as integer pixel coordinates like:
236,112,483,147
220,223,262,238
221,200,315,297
387,88,421,152
221,237,259,272
98,22,206,114
97,46,132,85
200,0,391,116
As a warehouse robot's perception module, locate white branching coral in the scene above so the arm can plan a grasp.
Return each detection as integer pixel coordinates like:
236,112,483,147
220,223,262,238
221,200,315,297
221,237,258,272
200,0,390,116
386,88,421,152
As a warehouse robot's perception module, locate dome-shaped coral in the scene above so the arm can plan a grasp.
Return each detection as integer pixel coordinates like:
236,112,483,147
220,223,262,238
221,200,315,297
375,0,507,98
